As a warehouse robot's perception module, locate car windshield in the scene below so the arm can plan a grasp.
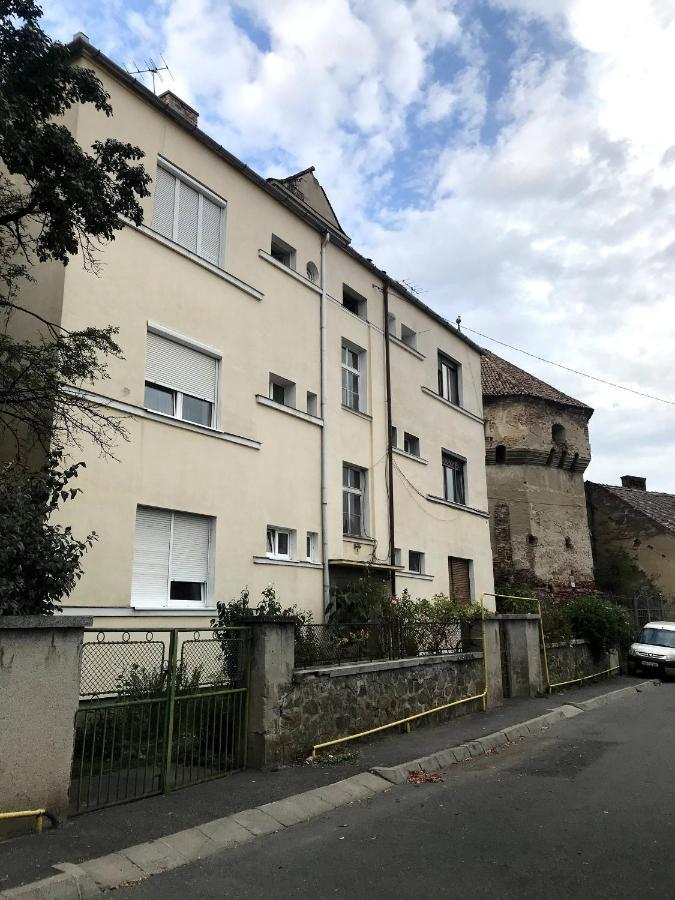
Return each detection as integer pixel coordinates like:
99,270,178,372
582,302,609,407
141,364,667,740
637,627,675,649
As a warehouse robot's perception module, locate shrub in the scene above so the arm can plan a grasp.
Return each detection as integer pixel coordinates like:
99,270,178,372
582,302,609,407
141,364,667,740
212,585,312,630
563,595,631,657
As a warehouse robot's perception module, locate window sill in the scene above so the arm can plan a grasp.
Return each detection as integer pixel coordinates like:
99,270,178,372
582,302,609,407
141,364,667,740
133,222,264,300
328,294,370,325
426,494,490,519
63,386,261,450
393,447,428,465
253,556,323,570
258,250,322,293
420,385,484,424
131,603,216,612
342,535,376,545
60,606,219,618
389,334,425,360
256,395,323,426
396,570,434,581
341,404,372,422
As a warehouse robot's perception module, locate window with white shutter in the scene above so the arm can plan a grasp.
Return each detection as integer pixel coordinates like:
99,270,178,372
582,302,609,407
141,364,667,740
144,329,219,427
151,160,225,267
131,506,212,607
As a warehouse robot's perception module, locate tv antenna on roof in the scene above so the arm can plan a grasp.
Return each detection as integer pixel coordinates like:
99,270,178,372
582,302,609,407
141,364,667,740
127,55,173,94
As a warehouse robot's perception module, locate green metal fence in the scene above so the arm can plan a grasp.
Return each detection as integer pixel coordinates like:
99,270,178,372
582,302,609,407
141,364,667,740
70,627,249,814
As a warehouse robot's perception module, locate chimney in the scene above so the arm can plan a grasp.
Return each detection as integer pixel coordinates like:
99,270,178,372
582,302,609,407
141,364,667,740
159,90,199,128
621,475,647,491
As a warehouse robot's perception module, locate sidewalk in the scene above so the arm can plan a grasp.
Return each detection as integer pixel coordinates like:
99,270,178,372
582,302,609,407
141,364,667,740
0,675,645,892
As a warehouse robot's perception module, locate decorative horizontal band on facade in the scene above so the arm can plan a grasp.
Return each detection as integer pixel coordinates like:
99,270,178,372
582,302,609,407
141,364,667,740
485,446,591,473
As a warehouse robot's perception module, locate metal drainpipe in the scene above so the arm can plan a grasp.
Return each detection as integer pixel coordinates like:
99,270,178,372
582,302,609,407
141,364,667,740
382,278,396,598
320,232,331,620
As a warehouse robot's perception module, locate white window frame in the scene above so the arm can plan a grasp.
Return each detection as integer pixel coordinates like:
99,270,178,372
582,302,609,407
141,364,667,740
442,450,467,506
306,531,318,562
153,158,226,268
408,550,425,574
393,547,402,567
267,526,294,560
132,506,213,610
343,463,367,537
270,234,296,270
145,323,221,430
438,352,461,406
342,340,366,412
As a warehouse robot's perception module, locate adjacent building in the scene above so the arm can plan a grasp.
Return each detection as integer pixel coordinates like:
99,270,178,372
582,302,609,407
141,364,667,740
482,351,595,591
15,35,496,628
586,477,675,597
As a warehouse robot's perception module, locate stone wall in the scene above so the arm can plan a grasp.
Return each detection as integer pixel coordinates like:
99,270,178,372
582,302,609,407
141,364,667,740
545,639,617,687
275,653,485,763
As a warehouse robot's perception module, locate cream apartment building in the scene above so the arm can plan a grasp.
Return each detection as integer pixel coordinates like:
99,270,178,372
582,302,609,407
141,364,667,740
22,35,495,627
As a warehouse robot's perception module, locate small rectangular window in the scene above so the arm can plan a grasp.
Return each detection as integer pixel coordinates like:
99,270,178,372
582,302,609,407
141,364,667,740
343,463,366,537
438,352,460,405
401,324,417,350
269,373,296,408
306,392,318,417
342,285,367,319
306,532,318,562
409,551,425,574
267,526,293,560
342,342,364,411
391,426,398,449
270,234,296,269
152,162,224,267
442,451,466,505
403,432,420,457
393,547,402,567
145,330,218,428
387,313,396,334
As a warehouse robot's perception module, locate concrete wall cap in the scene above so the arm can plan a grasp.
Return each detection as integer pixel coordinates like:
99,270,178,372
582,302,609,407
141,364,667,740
493,613,541,621
237,615,298,625
0,615,93,629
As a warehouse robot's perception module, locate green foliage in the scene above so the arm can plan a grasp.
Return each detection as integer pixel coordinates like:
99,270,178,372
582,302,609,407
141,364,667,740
0,449,95,615
212,585,313,629
115,661,204,699
330,569,391,622
594,547,656,596
563,595,631,657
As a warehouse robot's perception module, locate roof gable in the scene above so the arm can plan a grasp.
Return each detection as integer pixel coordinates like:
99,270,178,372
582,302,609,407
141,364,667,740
268,167,350,242
481,350,592,412
590,484,675,536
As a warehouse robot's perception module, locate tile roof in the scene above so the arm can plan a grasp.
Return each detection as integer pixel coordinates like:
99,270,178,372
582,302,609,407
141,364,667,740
481,350,592,411
591,484,675,536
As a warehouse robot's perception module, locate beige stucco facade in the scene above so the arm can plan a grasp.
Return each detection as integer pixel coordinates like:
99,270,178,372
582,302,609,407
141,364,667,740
14,42,495,627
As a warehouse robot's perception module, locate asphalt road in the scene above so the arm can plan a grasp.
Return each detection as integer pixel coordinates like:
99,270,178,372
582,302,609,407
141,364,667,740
121,684,674,899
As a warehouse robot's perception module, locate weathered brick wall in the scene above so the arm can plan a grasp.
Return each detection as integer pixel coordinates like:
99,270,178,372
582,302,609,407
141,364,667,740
545,640,616,686
274,654,484,763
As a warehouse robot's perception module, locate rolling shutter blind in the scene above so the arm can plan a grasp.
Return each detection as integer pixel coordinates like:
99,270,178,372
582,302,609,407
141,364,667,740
448,557,471,605
200,197,222,265
131,507,171,605
146,332,217,402
152,166,176,239
170,513,210,583
177,180,199,253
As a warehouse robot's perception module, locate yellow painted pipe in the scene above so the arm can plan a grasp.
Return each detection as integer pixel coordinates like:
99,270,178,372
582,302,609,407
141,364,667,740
312,596,489,759
547,665,620,694
0,809,46,833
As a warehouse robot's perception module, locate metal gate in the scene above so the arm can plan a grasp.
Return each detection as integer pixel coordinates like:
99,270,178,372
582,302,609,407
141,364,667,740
70,627,249,814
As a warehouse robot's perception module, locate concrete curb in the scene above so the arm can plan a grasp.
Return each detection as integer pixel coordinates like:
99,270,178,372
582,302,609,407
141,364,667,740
370,681,660,786
0,679,660,898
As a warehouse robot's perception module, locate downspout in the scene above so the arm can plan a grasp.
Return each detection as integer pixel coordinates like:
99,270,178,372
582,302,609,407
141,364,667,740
382,278,396,598
320,232,331,620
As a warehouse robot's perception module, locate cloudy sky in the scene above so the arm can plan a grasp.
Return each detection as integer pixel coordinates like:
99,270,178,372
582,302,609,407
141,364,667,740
43,0,675,490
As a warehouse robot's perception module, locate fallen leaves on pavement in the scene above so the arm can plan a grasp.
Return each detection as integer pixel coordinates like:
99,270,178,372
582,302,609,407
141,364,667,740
407,769,444,784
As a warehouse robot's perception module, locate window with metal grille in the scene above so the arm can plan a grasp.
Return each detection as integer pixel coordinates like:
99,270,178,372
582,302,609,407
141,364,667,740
438,352,460,405
342,342,364,411
442,451,466,505
343,464,366,536
144,330,218,427
131,506,211,607
152,161,225,267
448,556,471,604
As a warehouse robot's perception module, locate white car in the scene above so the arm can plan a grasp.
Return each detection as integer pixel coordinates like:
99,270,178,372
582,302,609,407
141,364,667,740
627,621,675,678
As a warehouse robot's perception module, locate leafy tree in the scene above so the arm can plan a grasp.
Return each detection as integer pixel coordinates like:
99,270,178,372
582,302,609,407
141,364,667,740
0,0,150,456
0,1,150,613
0,451,95,614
